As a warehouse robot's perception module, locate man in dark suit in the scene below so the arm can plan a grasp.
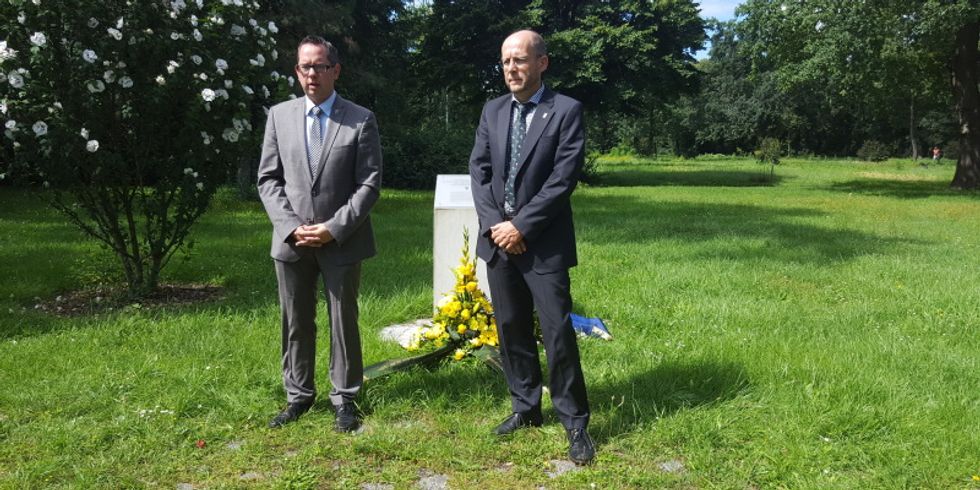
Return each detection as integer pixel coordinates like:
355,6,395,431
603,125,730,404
258,36,381,432
469,30,594,465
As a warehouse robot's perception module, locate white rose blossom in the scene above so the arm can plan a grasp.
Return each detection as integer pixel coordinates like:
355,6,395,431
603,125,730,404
80,128,89,139
5,120,16,130
191,55,202,65
119,77,133,88
230,24,246,37
32,121,47,136
107,28,123,41
170,32,180,41
166,60,179,73
0,41,16,61
86,140,99,152
192,29,202,42
224,80,233,89
82,49,98,63
200,88,216,102
222,128,239,142
103,70,116,83
30,32,47,47
0,102,7,114
242,85,253,95
17,12,26,24
87,18,99,28
86,80,106,93
196,182,204,191
215,59,228,71
268,21,278,33
9,72,25,89
155,75,166,85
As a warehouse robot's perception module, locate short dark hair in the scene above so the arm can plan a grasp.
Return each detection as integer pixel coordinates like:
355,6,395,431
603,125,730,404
298,35,340,65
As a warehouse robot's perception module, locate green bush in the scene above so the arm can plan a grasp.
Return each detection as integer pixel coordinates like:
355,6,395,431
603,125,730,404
857,140,892,162
382,125,472,189
755,137,782,166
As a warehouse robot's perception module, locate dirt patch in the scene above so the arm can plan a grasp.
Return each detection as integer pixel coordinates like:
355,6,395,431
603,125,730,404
34,283,224,317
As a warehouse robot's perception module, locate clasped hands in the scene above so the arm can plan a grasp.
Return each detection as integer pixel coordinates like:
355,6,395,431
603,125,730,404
491,221,526,254
292,224,334,247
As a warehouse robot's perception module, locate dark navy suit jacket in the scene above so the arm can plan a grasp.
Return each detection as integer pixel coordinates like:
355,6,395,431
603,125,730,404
469,88,585,273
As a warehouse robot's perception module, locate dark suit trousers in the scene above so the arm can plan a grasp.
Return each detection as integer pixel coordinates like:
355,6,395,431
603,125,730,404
274,254,363,406
486,256,590,429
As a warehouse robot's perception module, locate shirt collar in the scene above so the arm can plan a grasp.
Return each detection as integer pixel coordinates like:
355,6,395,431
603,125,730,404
512,84,545,106
305,91,337,116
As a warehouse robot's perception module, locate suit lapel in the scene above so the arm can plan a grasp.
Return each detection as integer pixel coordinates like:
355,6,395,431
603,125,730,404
289,98,313,189
494,98,511,180
312,95,346,185
514,89,555,174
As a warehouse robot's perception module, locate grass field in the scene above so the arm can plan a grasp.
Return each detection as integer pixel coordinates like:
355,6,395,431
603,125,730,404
1,157,979,488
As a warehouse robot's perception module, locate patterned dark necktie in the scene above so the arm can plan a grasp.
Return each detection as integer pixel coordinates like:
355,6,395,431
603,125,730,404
505,101,534,217
309,106,323,178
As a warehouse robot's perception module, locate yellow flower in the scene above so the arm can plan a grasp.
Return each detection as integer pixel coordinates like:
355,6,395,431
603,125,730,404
453,349,466,361
469,337,483,347
973,475,980,482
465,281,477,292
457,324,467,334
460,309,471,321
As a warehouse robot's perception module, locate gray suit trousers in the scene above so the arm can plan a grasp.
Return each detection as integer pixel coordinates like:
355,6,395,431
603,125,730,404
274,254,362,406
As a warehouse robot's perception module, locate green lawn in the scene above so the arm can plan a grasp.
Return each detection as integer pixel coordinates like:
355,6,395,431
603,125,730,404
1,157,978,488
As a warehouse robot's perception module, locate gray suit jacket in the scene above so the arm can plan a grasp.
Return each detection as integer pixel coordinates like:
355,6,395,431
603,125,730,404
469,88,584,273
258,95,382,265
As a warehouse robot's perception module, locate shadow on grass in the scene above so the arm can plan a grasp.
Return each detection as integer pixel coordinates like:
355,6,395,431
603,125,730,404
599,168,783,187
359,359,509,415
590,360,750,444
827,178,978,199
0,190,435,339
576,196,924,264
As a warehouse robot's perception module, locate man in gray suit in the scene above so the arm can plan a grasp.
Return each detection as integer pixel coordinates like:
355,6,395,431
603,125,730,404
469,30,594,465
258,35,381,432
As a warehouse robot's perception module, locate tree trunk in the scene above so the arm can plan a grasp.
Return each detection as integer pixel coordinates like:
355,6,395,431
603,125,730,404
909,96,920,160
949,20,980,190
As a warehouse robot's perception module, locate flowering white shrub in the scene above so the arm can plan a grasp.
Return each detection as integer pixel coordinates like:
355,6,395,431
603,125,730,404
0,0,289,295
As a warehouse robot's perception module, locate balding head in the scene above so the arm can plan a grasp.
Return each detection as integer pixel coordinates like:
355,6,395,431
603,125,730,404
500,30,549,102
503,30,548,57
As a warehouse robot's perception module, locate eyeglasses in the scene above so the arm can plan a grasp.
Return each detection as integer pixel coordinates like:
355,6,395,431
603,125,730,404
296,63,334,74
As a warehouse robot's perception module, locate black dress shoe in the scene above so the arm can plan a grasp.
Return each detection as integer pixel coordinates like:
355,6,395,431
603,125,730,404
493,410,543,436
567,428,595,465
268,402,312,428
334,402,361,433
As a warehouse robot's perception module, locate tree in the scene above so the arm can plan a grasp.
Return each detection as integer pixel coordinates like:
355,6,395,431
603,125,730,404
737,0,980,189
1,0,288,296
528,0,705,151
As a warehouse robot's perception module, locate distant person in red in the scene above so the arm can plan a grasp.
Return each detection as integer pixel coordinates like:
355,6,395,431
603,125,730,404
931,146,942,164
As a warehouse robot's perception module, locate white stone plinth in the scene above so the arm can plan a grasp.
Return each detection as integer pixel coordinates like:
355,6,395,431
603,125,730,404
433,174,490,307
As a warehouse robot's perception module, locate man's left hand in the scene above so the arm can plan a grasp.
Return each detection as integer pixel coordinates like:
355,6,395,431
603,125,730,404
294,224,334,246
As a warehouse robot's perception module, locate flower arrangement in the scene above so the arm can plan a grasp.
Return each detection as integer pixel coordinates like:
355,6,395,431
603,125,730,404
409,229,498,360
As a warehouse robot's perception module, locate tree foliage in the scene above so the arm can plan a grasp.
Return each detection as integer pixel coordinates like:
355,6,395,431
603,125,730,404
736,0,980,188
